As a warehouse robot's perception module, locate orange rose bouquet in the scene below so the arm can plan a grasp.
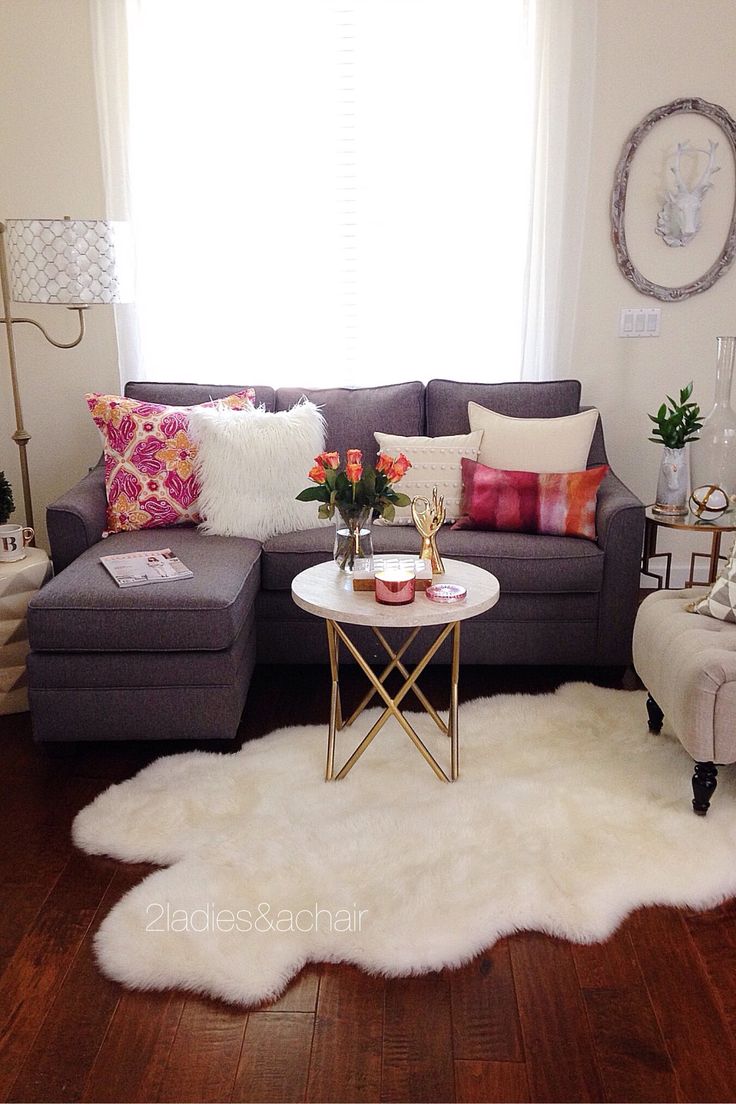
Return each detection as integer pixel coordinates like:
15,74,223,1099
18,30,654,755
297,448,412,522
297,449,413,570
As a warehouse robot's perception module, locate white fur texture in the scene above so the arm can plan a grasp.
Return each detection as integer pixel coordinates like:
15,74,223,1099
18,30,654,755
73,684,736,1007
188,400,325,541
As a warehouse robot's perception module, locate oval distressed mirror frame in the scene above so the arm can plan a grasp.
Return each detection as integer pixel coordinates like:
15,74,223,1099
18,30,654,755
611,97,736,301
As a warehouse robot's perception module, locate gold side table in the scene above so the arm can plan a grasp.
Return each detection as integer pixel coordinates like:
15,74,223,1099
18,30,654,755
291,558,500,782
642,505,736,589
0,546,52,714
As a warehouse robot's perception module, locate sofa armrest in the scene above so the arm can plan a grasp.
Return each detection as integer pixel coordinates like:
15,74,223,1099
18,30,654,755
596,470,644,549
595,470,645,663
46,466,107,574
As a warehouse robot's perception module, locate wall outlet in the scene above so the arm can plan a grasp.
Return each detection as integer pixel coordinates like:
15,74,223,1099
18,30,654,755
620,307,661,337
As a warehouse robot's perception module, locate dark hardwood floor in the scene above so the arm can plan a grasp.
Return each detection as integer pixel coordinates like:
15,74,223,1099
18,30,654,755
2,661,736,1103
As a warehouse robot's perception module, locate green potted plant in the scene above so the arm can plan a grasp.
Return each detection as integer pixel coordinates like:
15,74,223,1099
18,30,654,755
0,472,15,525
648,382,702,515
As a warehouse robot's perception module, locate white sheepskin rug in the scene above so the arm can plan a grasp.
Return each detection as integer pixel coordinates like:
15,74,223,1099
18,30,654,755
73,684,736,1007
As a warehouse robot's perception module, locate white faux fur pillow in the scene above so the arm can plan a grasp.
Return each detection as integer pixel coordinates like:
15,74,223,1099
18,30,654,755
188,400,326,541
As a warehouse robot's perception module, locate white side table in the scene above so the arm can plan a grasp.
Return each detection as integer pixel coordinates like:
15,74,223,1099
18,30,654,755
0,547,52,715
292,558,500,782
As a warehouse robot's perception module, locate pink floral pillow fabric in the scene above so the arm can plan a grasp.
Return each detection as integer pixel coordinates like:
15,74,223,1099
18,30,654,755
87,390,255,532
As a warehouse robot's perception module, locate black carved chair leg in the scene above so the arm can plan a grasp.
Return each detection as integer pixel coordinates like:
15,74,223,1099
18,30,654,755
692,761,718,816
646,694,664,734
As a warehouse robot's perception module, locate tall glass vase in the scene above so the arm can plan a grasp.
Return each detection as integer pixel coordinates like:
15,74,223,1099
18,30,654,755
691,336,736,501
333,505,373,573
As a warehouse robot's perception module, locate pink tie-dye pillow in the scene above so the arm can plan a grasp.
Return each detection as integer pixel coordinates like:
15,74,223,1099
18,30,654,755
86,389,255,532
453,458,609,539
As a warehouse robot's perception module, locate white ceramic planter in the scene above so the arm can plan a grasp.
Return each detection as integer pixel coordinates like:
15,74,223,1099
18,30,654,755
653,446,689,516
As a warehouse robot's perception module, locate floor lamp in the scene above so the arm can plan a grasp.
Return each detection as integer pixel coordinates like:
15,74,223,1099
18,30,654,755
0,217,127,532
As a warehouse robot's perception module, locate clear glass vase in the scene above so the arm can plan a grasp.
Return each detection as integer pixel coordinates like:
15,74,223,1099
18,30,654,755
690,336,736,501
333,505,373,573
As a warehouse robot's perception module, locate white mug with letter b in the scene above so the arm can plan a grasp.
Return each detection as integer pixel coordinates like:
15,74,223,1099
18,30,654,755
0,524,34,563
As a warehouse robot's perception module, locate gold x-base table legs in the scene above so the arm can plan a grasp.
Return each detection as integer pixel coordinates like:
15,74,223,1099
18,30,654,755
324,619,461,783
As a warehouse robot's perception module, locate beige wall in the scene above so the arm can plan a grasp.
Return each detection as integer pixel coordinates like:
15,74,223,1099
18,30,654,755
572,0,736,578
2,0,735,572
0,0,118,546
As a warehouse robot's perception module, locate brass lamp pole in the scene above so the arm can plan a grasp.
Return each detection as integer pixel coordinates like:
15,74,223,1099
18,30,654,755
0,222,87,531
0,217,127,532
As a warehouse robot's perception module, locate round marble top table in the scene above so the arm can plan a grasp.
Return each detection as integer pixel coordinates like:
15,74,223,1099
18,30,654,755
291,558,500,628
291,558,500,783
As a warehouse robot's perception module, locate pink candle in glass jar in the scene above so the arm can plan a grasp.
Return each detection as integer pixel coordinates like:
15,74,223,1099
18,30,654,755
375,562,416,605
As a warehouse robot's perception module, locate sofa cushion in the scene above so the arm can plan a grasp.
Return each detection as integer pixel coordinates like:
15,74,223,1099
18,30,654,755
454,460,609,540
87,388,256,532
125,381,275,411
28,610,256,687
28,528,261,653
257,587,600,627
275,382,424,466
468,404,599,473
261,525,604,594
374,429,483,524
189,400,326,541
425,379,582,436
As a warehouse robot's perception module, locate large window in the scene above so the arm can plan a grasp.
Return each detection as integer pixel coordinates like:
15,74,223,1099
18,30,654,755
121,1,535,387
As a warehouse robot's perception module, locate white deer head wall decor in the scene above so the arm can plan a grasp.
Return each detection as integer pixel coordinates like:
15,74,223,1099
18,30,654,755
656,140,720,247
612,98,736,301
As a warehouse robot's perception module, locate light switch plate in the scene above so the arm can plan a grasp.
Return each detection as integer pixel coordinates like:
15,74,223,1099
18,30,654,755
620,307,661,337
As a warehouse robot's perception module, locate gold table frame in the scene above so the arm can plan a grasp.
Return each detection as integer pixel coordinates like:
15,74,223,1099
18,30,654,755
324,619,461,783
642,506,736,589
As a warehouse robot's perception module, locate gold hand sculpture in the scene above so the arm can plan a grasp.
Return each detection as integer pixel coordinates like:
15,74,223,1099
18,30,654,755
411,487,446,575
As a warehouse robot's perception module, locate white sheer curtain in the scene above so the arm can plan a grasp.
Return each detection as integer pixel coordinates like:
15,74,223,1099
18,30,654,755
522,0,597,381
90,0,596,388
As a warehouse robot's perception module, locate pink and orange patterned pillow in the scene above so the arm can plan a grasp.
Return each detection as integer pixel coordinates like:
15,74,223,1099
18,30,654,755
453,458,609,540
86,389,255,532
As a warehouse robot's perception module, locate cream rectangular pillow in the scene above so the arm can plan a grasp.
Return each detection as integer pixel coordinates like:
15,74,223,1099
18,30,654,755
468,402,598,473
188,400,326,541
374,430,484,524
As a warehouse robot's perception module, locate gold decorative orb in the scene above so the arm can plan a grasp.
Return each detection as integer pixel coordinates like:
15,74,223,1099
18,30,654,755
690,484,729,520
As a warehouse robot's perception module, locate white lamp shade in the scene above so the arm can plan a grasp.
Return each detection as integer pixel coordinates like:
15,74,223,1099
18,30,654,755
5,218,131,304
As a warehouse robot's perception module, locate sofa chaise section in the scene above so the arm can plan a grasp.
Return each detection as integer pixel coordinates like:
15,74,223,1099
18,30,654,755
27,529,261,741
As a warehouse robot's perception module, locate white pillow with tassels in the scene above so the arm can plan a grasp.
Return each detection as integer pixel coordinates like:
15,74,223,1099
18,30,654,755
188,400,326,541
374,429,484,524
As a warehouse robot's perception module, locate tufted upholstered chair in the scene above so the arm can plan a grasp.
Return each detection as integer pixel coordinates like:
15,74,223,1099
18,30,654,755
633,587,736,815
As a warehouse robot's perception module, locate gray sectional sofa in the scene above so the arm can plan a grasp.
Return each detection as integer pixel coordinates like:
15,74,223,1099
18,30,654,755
26,378,644,742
